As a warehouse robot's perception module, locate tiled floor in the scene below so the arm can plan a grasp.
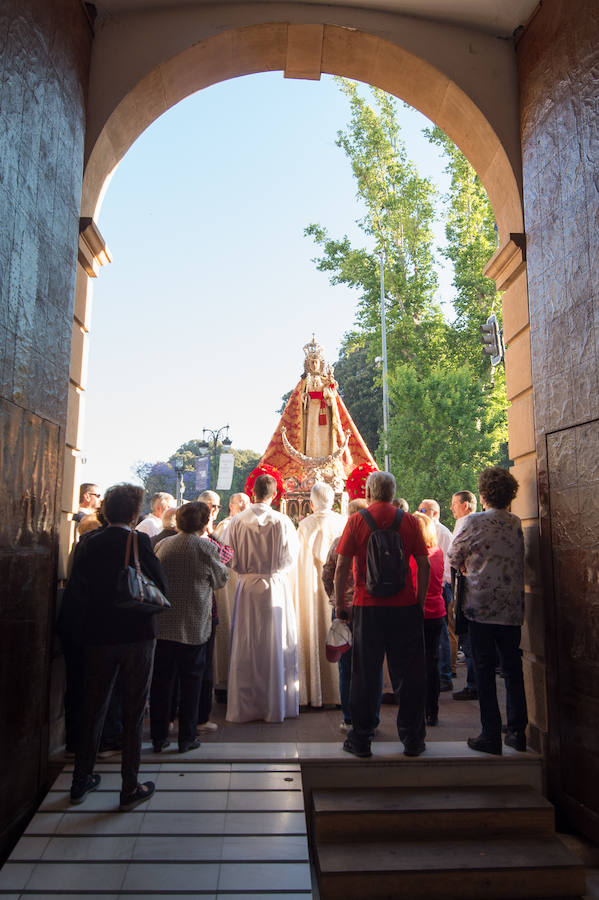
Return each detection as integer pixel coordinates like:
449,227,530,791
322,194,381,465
0,761,312,898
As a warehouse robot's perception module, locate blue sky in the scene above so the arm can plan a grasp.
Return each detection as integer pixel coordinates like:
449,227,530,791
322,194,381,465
83,72,452,490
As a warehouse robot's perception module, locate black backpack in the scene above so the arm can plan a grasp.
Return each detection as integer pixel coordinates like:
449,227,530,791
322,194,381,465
358,508,406,597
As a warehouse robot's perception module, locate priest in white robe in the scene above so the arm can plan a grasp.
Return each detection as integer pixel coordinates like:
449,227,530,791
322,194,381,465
294,482,346,707
226,474,300,723
212,492,251,688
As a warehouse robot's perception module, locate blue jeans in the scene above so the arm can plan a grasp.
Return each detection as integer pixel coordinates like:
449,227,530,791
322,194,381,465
468,619,527,742
438,584,453,683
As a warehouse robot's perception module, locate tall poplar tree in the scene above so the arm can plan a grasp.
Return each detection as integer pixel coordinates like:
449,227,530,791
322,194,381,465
305,82,508,518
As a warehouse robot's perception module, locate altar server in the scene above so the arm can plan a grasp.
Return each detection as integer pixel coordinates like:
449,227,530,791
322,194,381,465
226,475,299,723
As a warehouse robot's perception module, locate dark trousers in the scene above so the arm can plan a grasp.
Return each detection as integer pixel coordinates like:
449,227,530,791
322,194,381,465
150,639,207,749
62,637,85,753
424,617,444,719
468,619,528,742
349,604,426,748
73,639,155,795
197,623,216,724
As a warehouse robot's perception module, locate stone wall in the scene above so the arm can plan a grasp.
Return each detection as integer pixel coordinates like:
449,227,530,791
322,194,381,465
0,0,91,859
518,0,599,840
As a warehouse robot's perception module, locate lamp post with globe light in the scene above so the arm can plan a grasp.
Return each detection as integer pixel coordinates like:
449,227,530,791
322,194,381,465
198,425,233,491
173,456,186,506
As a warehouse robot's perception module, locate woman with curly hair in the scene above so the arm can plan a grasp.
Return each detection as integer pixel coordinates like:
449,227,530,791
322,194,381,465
449,466,527,755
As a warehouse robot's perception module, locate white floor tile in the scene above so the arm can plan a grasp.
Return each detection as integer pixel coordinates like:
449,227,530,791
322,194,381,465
121,862,219,891
229,771,302,790
9,835,50,859
217,861,312,891
221,834,309,861
132,835,223,860
24,812,63,835
155,771,231,790
146,790,228,811
0,862,34,890
223,811,306,835
56,810,145,835
139,811,226,834
26,861,128,891
226,790,304,811
41,834,137,860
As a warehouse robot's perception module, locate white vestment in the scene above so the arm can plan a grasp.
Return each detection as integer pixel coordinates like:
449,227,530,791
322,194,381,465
212,516,239,687
293,509,346,706
226,503,300,723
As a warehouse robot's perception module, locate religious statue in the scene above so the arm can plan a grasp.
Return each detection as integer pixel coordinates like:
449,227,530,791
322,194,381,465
259,337,377,492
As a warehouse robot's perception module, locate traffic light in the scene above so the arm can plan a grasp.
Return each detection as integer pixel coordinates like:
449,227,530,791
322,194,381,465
480,314,503,367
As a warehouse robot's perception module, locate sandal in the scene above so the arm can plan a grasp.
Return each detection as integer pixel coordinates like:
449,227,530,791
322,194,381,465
119,780,155,811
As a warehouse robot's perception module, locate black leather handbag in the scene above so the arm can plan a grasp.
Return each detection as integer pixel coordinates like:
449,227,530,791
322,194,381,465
453,570,469,637
115,530,170,614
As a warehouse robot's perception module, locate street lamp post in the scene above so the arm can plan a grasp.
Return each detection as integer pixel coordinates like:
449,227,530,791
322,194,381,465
198,425,233,490
173,456,185,506
379,251,391,472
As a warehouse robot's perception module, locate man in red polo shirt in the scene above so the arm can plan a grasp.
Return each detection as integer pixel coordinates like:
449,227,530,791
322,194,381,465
334,471,430,758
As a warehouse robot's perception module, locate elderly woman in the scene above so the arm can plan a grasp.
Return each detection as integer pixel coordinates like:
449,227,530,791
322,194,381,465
449,466,527,755
411,512,446,727
151,502,229,753
69,483,167,810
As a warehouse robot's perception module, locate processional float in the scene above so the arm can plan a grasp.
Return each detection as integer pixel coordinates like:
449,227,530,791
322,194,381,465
246,337,378,523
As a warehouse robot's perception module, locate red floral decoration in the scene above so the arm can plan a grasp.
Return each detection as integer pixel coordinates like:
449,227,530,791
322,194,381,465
345,462,379,500
244,464,286,507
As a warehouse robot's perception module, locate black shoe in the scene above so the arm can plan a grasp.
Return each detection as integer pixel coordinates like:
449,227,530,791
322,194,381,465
403,741,426,757
152,739,170,753
504,730,526,752
179,738,201,753
70,773,101,805
467,735,502,755
453,687,478,701
426,714,439,727
119,781,155,811
342,737,372,758
439,680,453,692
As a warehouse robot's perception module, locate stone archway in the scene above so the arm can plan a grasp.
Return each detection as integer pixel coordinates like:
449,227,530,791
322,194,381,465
64,21,539,746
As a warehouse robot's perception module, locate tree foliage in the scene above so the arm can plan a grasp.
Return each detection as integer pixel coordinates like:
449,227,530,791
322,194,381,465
305,81,508,521
132,443,261,520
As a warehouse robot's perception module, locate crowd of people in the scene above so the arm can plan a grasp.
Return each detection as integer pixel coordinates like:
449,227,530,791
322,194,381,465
59,464,527,807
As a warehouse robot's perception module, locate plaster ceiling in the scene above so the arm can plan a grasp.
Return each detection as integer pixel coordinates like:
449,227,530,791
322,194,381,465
93,0,540,39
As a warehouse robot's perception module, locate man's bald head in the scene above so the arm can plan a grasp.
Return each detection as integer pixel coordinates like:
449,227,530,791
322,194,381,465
230,493,250,516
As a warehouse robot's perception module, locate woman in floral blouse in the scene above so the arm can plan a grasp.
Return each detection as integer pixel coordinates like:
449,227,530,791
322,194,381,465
449,466,527,755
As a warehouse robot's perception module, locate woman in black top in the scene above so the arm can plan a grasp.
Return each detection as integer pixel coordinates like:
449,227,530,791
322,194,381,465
70,483,167,810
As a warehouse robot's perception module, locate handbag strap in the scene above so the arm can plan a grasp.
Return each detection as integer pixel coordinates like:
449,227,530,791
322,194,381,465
124,529,146,600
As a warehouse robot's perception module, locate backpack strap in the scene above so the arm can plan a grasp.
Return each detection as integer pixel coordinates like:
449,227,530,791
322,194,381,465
359,507,404,531
359,508,377,532
393,508,404,530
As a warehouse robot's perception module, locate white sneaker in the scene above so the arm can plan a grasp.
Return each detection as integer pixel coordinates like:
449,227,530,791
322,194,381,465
339,722,351,733
196,721,218,733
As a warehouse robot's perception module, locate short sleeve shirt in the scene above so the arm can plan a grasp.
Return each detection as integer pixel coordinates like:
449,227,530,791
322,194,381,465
336,503,428,607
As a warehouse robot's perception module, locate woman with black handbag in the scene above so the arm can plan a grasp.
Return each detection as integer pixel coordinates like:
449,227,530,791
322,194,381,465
69,483,167,811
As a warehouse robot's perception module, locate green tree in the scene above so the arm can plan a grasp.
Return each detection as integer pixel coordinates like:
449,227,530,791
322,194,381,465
386,365,507,521
133,443,261,520
426,125,503,373
333,338,382,454
305,81,450,372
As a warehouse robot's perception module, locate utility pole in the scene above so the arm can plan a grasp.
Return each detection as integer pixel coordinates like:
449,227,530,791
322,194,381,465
380,251,390,472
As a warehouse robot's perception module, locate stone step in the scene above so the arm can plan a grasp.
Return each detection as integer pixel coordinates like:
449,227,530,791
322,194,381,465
316,836,586,900
313,785,555,841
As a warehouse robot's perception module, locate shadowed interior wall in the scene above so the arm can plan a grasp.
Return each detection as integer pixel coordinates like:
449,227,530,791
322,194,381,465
0,0,91,859
518,0,599,841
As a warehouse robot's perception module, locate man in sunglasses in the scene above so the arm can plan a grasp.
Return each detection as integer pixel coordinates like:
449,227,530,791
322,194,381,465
74,483,102,523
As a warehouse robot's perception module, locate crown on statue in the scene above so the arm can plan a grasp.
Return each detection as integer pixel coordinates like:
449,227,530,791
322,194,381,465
303,335,325,360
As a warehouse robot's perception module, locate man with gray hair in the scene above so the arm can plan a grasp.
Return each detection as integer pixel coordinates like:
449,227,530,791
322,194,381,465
293,481,346,707
335,471,430,758
136,492,175,539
